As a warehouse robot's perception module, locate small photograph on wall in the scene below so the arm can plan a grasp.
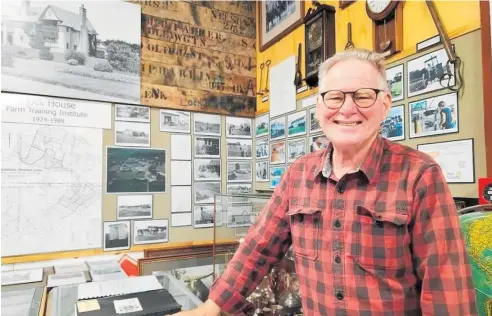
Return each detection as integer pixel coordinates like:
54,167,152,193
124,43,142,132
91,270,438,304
407,47,455,98
194,113,221,136
114,121,150,147
103,221,130,251
106,147,165,193
194,182,221,204
194,205,221,228
288,138,306,163
309,134,328,152
256,138,269,159
270,116,285,141
194,159,221,181
227,205,253,228
408,92,458,139
309,107,321,134
255,114,269,137
227,162,253,182
271,141,286,164
256,161,269,182
160,110,190,133
227,183,253,195
287,111,307,137
379,105,405,141
117,195,152,220
115,104,150,123
227,139,252,159
270,166,286,189
194,137,220,158
386,64,404,101
133,219,169,245
226,117,252,138
1,1,141,104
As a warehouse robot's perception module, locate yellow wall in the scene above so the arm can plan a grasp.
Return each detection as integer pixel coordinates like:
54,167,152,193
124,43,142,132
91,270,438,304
255,0,481,114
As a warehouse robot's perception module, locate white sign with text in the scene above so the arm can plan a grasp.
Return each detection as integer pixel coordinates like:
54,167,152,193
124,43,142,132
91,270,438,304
1,93,112,129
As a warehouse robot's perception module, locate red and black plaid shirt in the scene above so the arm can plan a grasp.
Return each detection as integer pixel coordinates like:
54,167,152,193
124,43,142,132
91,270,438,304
209,136,477,315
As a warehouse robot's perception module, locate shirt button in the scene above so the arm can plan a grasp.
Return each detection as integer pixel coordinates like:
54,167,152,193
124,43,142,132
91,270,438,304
336,291,344,300
333,219,341,228
337,183,346,194
334,255,341,264
297,214,304,222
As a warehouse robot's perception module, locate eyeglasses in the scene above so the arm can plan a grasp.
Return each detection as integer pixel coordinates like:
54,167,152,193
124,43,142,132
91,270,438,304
320,88,384,109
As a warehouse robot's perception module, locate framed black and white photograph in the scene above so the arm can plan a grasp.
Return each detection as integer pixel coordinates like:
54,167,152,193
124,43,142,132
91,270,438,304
407,47,455,98
133,219,169,245
103,221,130,251
171,161,191,185
255,114,269,137
226,139,252,159
1,1,141,104
270,116,286,141
309,134,328,152
160,110,191,133
288,138,306,163
256,161,269,182
226,117,252,138
194,136,221,158
106,147,166,194
256,138,269,159
194,182,221,204
227,162,253,183
380,105,405,141
409,92,458,139
171,134,192,160
309,107,321,134
227,183,253,195
193,205,221,228
117,195,152,220
194,159,221,181
194,113,221,136
271,141,286,164
270,166,286,189
171,186,192,214
115,104,150,123
114,121,150,147
287,111,307,137
386,64,404,102
226,205,253,228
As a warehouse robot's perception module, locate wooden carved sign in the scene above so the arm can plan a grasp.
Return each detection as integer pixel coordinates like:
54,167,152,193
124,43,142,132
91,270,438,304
138,1,257,117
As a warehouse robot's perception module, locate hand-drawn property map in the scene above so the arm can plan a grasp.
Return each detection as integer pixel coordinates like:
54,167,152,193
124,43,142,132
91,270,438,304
1,123,103,256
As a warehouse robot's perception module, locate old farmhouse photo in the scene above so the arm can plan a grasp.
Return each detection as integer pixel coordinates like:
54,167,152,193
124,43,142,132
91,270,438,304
256,138,269,159
134,219,169,245
194,182,221,204
227,162,252,182
380,105,405,141
115,121,151,147
195,137,221,158
193,205,221,228
103,221,130,251
194,159,221,181
386,64,404,101
106,147,166,193
115,104,150,122
255,114,269,137
117,195,152,220
227,139,252,159
256,161,269,182
194,113,221,136
1,1,141,104
226,117,252,138
160,110,190,133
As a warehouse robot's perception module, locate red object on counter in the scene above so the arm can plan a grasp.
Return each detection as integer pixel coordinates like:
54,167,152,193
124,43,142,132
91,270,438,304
118,254,138,276
478,178,492,204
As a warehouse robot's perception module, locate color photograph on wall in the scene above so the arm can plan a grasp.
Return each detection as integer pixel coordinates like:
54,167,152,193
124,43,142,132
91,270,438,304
1,1,141,104
309,134,328,152
386,64,404,101
255,114,269,137
288,138,306,163
270,141,286,164
379,105,405,141
270,166,286,189
270,116,286,140
287,111,306,137
309,107,321,134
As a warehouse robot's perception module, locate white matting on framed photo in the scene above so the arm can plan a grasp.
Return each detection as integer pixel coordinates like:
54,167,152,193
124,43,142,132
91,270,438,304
115,104,150,123
386,64,404,102
171,212,192,227
408,92,458,139
309,107,321,134
379,105,405,141
407,47,455,98
227,183,253,195
171,186,192,213
133,219,169,245
288,138,306,163
193,205,222,228
256,138,269,159
226,116,252,138
227,161,253,183
171,161,191,185
194,182,221,204
256,161,269,182
160,110,191,133
103,221,130,251
194,136,221,158
270,141,286,164
114,121,150,147
194,159,221,181
270,116,286,141
117,195,153,220
226,205,253,228
226,138,252,159
255,114,269,137
417,139,475,183
287,110,307,137
194,113,221,136
171,134,191,160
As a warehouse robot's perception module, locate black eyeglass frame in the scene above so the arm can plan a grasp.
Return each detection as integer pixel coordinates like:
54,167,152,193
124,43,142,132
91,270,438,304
320,88,385,109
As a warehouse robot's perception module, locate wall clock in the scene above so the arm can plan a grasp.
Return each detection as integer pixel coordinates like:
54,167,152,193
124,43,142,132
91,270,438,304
366,0,403,57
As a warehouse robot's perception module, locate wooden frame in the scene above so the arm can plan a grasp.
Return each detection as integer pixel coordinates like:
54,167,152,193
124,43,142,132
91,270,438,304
144,241,238,258
339,0,355,10
480,0,492,176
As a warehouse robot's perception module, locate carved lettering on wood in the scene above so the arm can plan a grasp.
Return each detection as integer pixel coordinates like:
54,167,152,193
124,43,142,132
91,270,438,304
187,1,256,19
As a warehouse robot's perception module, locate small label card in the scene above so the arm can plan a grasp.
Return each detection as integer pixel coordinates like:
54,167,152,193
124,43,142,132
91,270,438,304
113,298,143,314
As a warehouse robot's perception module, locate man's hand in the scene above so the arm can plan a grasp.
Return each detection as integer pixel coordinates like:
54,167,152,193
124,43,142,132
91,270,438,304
167,299,221,316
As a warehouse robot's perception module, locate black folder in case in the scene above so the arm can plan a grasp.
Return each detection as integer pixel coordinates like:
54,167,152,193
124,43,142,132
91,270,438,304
76,289,182,316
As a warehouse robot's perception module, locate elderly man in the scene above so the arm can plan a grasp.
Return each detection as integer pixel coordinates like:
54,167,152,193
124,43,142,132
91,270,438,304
171,49,477,315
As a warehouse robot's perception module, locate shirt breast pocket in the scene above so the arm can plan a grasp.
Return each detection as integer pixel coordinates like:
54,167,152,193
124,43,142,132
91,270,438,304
286,207,321,260
353,206,409,270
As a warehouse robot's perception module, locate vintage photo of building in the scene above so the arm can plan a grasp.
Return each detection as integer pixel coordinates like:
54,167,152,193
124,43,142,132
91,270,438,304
265,1,296,32
194,159,221,181
288,138,306,163
227,183,252,195
114,121,151,147
225,117,252,138
194,137,221,158
255,114,269,137
115,104,150,123
386,64,404,101
380,105,405,141
309,107,321,133
103,221,130,251
287,111,307,137
256,161,269,182
1,1,141,104
270,166,286,189
106,147,166,193
270,141,286,164
194,113,221,136
193,205,221,228
117,195,152,220
310,134,328,152
160,110,191,133
227,162,252,183
256,138,269,159
226,139,252,159
226,205,253,228
270,116,285,140
194,182,221,204
133,219,169,245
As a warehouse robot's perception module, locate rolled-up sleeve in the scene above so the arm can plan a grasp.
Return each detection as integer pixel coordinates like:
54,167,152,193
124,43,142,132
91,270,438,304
411,164,478,315
208,168,293,315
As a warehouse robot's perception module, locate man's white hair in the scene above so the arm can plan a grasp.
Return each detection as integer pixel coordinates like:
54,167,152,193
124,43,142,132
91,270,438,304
318,48,389,91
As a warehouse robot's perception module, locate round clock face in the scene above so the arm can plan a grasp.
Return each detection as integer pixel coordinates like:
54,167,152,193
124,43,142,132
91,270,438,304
367,0,392,14
308,19,323,49
483,183,492,203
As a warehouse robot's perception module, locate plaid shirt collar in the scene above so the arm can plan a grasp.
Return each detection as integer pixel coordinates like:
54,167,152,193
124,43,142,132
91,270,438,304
315,135,384,184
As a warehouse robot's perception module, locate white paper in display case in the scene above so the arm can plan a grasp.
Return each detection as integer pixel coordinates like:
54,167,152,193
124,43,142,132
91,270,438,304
77,275,163,300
